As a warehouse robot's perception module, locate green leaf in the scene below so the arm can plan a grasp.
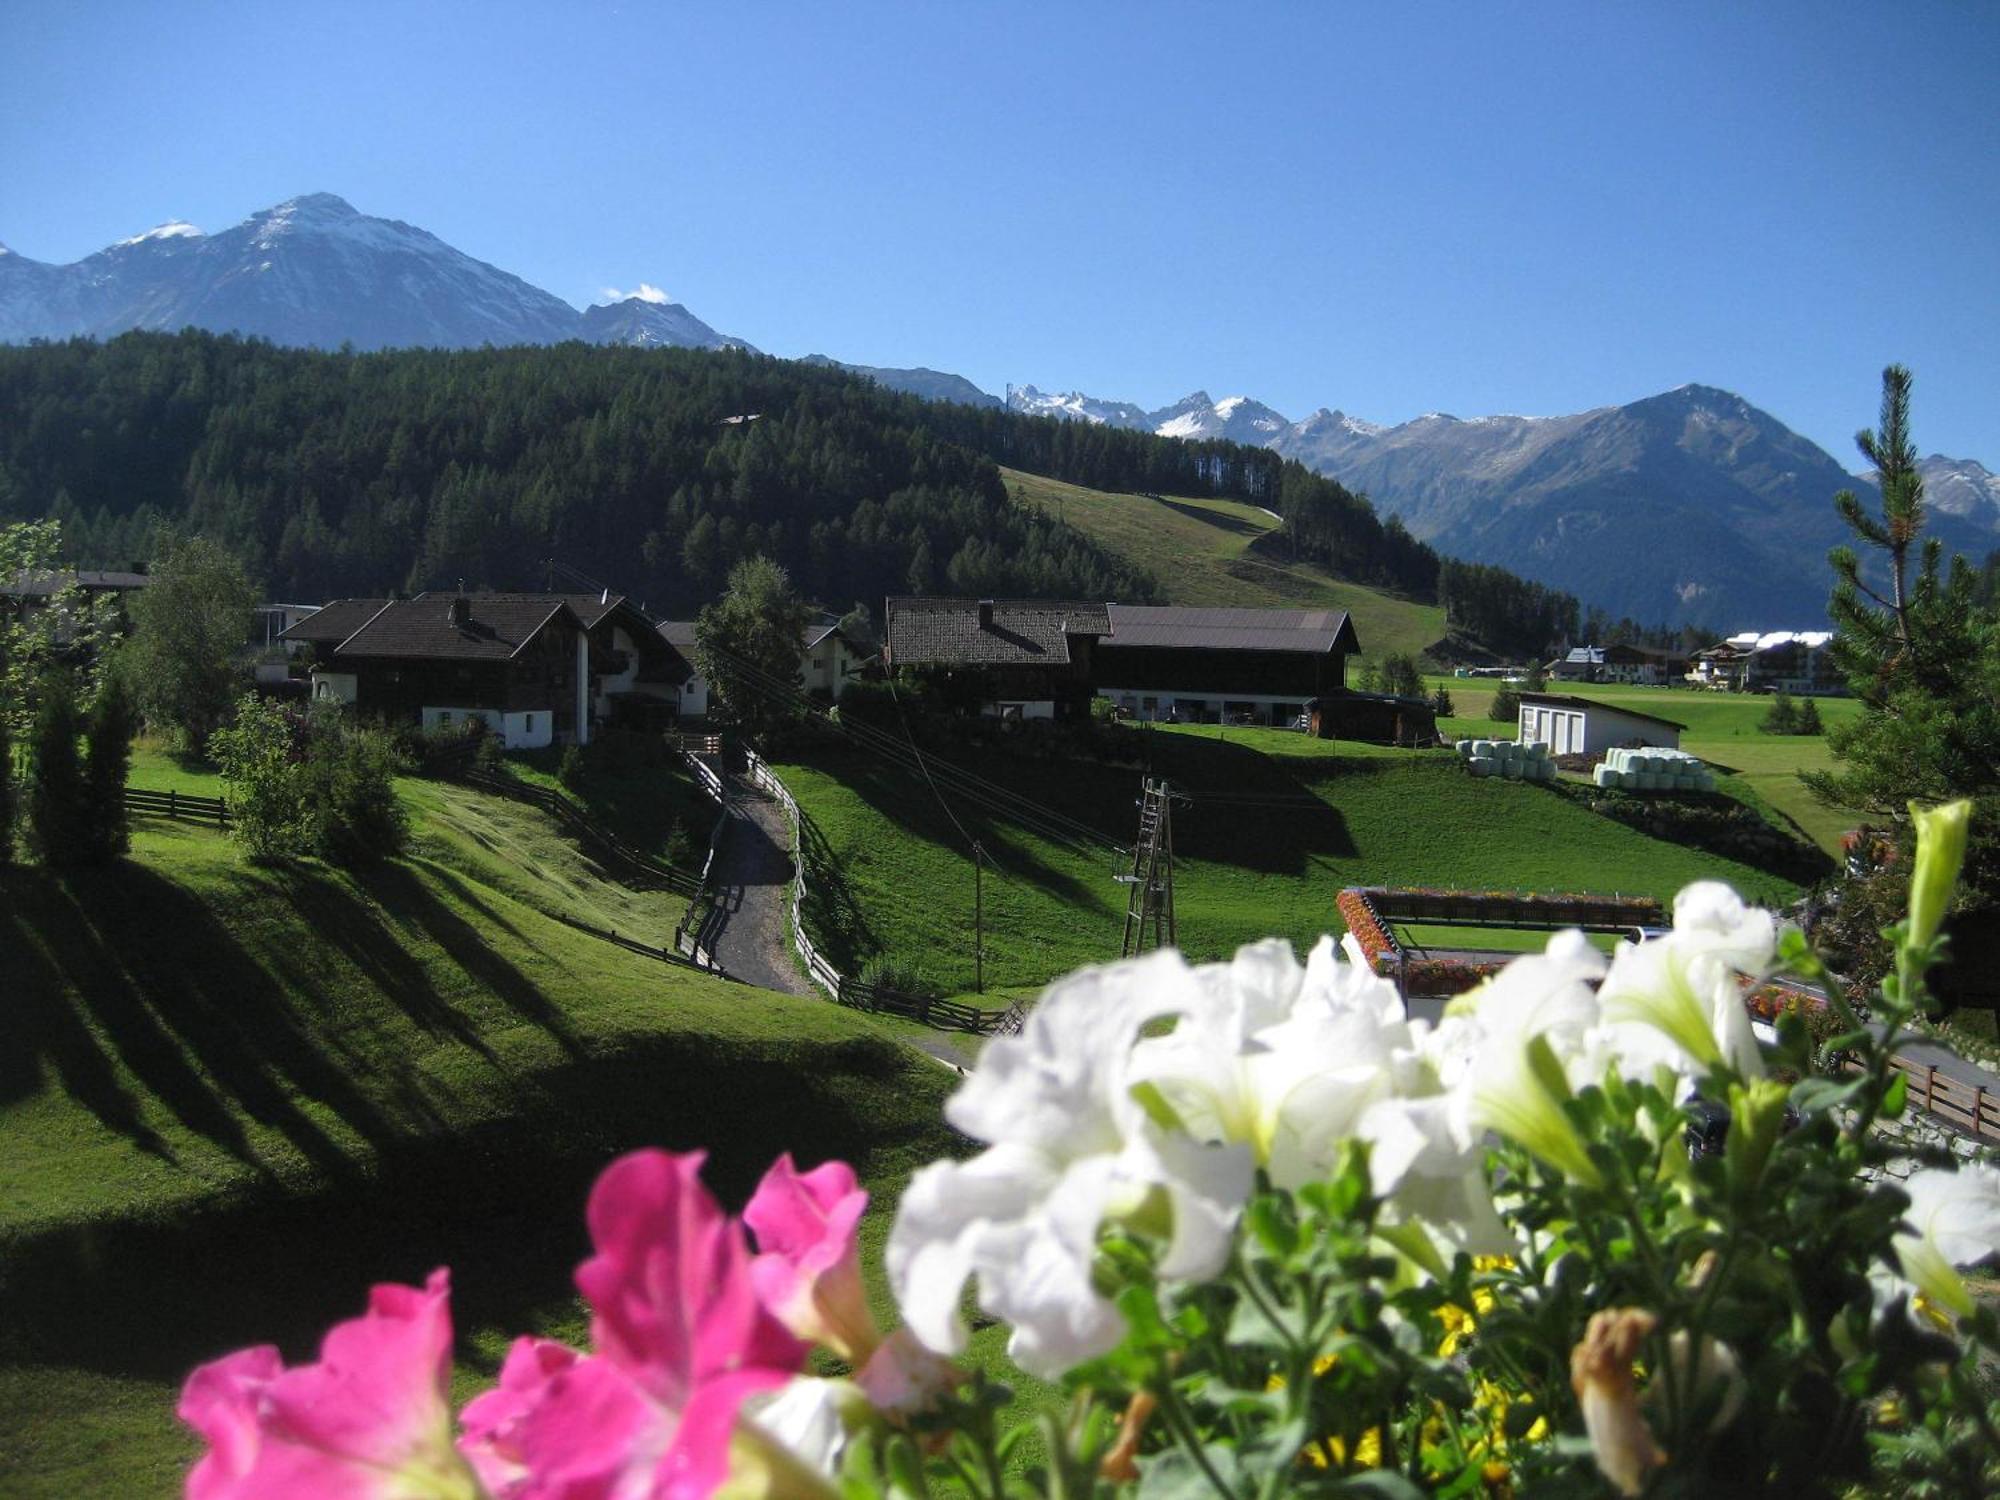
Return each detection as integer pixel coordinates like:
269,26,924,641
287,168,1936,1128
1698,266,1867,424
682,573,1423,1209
1882,1071,1907,1117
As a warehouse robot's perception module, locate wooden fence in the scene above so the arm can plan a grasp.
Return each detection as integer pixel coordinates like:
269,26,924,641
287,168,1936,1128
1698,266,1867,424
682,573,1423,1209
123,786,229,828
671,748,732,971
667,731,724,756
1883,1054,2000,1145
457,769,700,897
744,748,1012,1035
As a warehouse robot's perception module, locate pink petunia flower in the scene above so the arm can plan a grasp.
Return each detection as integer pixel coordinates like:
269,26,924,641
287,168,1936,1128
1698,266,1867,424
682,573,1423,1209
743,1155,880,1365
460,1149,817,1500
179,1268,481,1500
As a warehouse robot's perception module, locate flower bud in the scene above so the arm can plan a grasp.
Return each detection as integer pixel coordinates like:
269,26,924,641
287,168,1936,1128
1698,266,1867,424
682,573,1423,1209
1724,1079,1792,1196
1907,799,1972,951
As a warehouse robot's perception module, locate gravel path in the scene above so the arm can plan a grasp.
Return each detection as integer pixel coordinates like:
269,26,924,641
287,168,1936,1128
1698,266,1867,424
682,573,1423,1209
704,784,815,998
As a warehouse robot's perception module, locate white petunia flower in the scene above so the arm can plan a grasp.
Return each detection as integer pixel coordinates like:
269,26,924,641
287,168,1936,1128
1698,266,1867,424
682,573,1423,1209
1598,885,1773,1081
1883,1165,2000,1321
1127,936,1415,1190
885,950,1252,1378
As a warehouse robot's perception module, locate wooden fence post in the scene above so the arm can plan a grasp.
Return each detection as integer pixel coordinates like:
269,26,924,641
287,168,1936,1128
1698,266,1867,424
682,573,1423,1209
1925,1064,1937,1114
168,788,178,819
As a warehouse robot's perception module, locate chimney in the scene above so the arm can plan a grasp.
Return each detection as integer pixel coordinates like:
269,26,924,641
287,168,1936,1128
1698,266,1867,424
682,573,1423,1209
977,598,994,630
450,589,471,626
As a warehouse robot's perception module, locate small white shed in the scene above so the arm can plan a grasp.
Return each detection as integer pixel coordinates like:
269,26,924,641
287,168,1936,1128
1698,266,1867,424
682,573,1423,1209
1517,692,1684,756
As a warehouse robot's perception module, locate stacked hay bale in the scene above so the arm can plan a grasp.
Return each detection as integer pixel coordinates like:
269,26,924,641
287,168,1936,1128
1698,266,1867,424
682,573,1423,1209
1592,746,1715,794
1455,738,1557,783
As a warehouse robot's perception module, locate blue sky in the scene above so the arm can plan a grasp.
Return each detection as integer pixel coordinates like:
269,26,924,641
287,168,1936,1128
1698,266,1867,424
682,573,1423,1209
3,1,1996,464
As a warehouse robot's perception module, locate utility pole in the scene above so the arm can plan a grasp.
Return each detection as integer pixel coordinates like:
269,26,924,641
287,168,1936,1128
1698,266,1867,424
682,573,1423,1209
973,841,986,994
1117,778,1179,958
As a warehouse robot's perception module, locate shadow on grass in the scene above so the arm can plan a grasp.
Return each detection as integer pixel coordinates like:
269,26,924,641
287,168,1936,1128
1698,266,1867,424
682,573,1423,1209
1150,494,1268,538
1,1031,957,1389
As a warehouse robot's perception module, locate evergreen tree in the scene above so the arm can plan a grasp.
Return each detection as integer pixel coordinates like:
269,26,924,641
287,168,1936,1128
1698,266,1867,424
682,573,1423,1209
1761,690,1800,735
82,675,135,862
1431,685,1456,719
1491,681,1521,724
1796,696,1824,736
0,712,13,867
27,681,91,866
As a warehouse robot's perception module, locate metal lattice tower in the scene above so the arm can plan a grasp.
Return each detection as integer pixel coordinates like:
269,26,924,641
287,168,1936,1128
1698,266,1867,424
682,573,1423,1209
1118,778,1179,958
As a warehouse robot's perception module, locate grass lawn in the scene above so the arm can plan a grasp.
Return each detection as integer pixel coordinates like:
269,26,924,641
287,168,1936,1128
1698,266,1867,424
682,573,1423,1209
1002,467,1447,666
0,775,966,1497
1432,677,1864,855
773,722,1804,1003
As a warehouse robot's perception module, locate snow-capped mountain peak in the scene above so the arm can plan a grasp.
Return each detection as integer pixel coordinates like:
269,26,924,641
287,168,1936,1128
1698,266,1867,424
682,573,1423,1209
119,220,204,246
0,192,745,354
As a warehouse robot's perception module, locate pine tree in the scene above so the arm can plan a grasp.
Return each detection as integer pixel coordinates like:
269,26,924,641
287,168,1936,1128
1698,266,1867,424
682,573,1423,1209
1761,691,1800,735
27,682,91,866
82,676,135,862
1796,696,1824,736
0,712,14,867
1431,685,1456,718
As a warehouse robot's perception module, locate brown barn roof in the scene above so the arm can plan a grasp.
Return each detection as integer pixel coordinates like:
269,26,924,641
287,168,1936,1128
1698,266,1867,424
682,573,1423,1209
884,597,1111,667
279,598,392,645
333,596,580,661
1104,604,1359,655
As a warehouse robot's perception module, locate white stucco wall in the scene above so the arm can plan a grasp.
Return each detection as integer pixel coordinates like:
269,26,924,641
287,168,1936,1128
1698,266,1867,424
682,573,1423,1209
311,670,359,705
1520,702,1679,754
422,705,553,750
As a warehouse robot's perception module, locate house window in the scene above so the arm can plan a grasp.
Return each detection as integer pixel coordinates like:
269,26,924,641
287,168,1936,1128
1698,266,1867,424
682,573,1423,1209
524,713,536,734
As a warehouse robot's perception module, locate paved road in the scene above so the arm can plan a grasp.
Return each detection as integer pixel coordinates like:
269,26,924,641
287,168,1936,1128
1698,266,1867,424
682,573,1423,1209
705,783,815,999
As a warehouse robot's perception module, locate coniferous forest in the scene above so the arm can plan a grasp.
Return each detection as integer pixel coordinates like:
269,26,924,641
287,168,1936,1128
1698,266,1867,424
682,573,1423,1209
0,331,1581,651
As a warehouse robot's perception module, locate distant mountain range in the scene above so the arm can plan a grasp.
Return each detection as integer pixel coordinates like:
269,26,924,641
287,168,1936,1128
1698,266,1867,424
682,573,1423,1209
0,193,750,352
4,192,1994,627
1001,384,2000,627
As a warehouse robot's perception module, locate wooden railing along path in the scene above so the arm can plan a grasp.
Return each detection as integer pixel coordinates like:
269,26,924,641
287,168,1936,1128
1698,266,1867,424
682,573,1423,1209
744,749,1012,1036
1879,1054,2000,1146
670,745,732,971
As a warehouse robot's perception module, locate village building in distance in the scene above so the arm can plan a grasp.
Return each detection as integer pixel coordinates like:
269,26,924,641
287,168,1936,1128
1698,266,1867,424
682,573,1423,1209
657,619,870,718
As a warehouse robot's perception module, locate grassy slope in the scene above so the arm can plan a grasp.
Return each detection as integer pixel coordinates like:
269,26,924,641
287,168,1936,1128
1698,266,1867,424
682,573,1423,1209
776,723,1802,1003
0,775,962,1497
1432,677,1864,853
1001,467,1447,663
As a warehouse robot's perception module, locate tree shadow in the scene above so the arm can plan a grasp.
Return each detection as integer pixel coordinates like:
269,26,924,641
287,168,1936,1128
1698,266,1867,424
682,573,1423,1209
8,861,401,1182
1150,494,1268,538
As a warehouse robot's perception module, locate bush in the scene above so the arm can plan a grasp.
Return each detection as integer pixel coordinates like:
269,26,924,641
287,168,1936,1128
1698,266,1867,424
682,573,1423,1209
664,817,695,869
210,695,315,860
859,953,940,998
558,743,587,791
1761,690,1800,734
305,713,409,864
1490,682,1520,722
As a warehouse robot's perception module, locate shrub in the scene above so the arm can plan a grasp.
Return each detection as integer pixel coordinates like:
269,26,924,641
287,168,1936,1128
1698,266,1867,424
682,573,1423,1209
859,952,940,998
558,743,587,791
209,694,315,860
664,817,695,868
305,713,410,863
1490,681,1520,722
1761,690,1800,734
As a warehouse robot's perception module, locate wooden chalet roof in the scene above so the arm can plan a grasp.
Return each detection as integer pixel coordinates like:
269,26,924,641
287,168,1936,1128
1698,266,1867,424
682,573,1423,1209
330,596,581,661
884,597,1112,668
1517,691,1688,731
1103,605,1359,655
279,598,392,645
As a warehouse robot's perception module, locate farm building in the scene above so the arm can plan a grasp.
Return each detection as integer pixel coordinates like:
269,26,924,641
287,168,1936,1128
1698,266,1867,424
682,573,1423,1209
1546,646,1604,682
283,592,593,749
1094,604,1359,730
1516,691,1685,755
883,596,1109,721
1601,642,1690,685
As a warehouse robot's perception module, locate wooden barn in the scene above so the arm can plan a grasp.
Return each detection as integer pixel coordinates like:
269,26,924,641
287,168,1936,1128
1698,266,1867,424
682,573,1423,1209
883,596,1110,720
1094,604,1359,731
